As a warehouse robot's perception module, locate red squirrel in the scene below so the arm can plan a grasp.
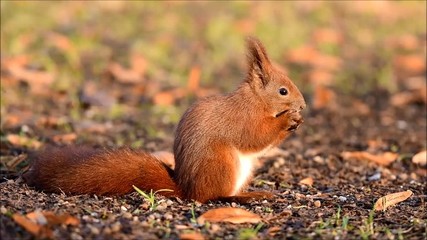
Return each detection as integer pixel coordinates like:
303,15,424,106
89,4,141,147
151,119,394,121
23,37,306,203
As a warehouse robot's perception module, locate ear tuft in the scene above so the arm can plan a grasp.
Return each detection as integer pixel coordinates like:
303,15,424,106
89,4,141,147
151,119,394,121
246,37,272,87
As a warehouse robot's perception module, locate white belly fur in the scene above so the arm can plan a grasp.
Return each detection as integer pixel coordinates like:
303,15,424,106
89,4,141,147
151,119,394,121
232,146,272,195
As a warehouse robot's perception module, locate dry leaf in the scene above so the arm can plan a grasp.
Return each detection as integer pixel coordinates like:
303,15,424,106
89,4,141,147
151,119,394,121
152,88,187,106
286,45,319,65
187,66,201,92
12,213,53,238
394,54,426,75
108,62,141,84
299,177,314,187
312,28,343,45
266,209,292,222
266,226,282,236
341,151,398,166
130,53,147,76
52,133,77,144
374,190,413,211
47,32,74,52
6,134,42,149
391,89,427,107
308,69,334,86
197,207,261,224
41,211,80,226
392,34,419,51
179,232,205,240
7,65,55,94
312,85,336,110
412,151,427,166
152,91,177,106
311,54,342,71
12,213,42,236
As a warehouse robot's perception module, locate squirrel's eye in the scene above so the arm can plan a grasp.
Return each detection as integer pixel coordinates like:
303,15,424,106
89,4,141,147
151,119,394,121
279,87,288,96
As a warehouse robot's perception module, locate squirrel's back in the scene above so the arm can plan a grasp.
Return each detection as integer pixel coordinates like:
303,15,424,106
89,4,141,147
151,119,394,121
23,146,180,197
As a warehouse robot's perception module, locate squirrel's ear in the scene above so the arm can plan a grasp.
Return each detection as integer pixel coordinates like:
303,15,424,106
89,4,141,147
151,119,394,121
246,37,272,87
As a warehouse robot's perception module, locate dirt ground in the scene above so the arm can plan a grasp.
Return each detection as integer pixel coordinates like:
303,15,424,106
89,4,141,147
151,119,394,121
1,2,426,239
1,90,425,239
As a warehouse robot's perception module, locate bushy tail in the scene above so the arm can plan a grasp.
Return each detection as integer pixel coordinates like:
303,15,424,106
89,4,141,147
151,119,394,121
23,146,181,197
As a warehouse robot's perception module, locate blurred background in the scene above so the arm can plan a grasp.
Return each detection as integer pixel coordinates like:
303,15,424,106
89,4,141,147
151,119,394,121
1,1,426,147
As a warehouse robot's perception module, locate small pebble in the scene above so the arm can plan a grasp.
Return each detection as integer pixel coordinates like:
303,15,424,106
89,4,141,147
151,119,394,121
122,212,132,219
156,205,166,211
103,227,112,235
111,222,121,232
164,213,173,220
70,232,83,240
314,200,321,208
210,223,221,233
0,206,7,214
368,172,381,181
121,206,128,211
338,196,347,202
88,225,100,235
313,156,324,164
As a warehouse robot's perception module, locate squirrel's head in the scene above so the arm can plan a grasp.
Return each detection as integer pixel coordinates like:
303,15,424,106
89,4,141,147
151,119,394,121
245,37,306,117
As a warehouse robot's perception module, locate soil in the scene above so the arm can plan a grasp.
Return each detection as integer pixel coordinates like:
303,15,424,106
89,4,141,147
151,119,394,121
0,90,426,240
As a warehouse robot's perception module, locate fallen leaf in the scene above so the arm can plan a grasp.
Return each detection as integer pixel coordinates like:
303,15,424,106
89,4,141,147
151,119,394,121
312,85,336,110
1,55,30,70
108,64,141,84
187,66,201,92
2,111,34,128
374,190,413,211
392,34,420,51
197,207,261,224
152,88,187,106
152,90,176,106
308,69,334,86
130,53,147,76
179,232,205,240
7,65,55,94
286,45,319,65
311,54,342,71
47,32,74,52
74,120,113,134
26,211,48,225
12,213,53,238
391,89,427,107
312,28,343,45
299,177,314,187
341,151,398,166
412,150,426,166
266,226,282,236
41,211,80,226
6,134,42,149
52,133,78,144
266,209,292,222
394,54,426,76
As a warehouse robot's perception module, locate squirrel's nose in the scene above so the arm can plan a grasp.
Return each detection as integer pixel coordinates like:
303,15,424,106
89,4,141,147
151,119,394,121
299,102,306,110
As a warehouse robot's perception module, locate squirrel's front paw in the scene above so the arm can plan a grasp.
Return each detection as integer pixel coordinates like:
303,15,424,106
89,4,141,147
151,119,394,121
285,111,304,131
